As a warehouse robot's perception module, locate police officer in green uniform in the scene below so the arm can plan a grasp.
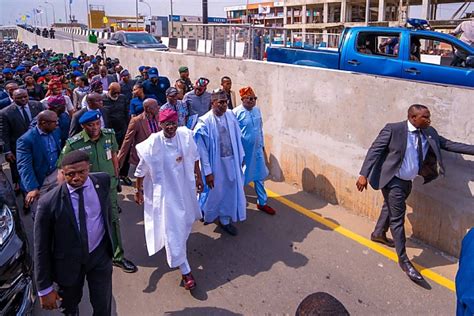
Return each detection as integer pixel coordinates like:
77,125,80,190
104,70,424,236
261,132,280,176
58,110,138,273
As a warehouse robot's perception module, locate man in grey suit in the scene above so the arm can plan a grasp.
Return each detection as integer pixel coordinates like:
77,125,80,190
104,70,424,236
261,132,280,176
34,150,114,315
92,66,117,92
0,88,44,193
356,104,474,282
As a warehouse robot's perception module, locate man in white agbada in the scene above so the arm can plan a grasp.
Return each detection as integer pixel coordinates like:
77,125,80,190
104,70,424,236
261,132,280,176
193,89,246,236
134,108,204,291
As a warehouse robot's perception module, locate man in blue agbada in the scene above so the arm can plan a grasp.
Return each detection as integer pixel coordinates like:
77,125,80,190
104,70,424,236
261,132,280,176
233,86,276,215
456,228,474,315
193,89,246,236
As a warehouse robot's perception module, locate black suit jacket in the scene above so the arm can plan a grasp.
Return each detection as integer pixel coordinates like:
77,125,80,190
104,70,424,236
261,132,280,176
69,107,110,137
360,121,474,190
91,74,117,89
0,101,44,154
34,173,114,290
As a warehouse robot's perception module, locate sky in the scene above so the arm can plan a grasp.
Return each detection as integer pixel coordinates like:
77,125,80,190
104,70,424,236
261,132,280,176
0,0,256,25
0,0,468,26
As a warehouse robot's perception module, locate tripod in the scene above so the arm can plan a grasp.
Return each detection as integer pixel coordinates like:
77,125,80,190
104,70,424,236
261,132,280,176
95,46,107,60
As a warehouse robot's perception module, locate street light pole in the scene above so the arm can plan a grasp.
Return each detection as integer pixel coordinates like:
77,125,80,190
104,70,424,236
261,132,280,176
170,0,174,37
39,5,48,26
85,0,91,29
135,0,139,30
44,2,56,25
139,0,152,17
63,0,68,23
38,9,43,26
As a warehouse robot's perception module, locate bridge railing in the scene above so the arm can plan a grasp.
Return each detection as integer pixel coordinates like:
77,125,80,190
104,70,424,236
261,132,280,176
174,24,341,60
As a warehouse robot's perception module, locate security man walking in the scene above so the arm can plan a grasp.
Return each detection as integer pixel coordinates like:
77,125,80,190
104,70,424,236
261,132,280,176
58,110,137,273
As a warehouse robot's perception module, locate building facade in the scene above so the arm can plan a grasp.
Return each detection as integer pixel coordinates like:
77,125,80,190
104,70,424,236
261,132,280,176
225,0,470,34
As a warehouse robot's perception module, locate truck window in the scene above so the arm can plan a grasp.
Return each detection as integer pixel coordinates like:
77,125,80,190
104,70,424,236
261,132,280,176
356,32,401,58
411,35,470,68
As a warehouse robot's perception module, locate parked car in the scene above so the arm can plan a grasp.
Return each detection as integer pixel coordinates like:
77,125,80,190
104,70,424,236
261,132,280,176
0,141,35,315
267,20,474,88
107,31,169,51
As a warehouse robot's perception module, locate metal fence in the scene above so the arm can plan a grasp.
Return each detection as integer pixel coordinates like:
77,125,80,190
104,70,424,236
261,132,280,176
171,24,341,60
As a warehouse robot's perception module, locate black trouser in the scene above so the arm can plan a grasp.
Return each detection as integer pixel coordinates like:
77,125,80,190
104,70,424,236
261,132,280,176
58,237,113,316
8,160,20,187
117,134,130,178
119,150,130,178
373,177,412,262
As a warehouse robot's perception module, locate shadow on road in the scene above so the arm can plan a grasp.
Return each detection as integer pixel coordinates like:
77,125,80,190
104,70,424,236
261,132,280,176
118,183,337,300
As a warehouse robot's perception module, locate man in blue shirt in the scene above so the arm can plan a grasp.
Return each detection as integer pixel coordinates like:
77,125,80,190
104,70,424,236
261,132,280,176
183,77,212,117
17,110,61,215
142,67,170,106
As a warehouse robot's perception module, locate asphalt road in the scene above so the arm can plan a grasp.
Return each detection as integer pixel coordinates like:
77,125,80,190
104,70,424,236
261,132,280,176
18,178,455,315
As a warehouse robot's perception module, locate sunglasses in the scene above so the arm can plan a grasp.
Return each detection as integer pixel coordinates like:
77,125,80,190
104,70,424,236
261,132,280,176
246,97,258,101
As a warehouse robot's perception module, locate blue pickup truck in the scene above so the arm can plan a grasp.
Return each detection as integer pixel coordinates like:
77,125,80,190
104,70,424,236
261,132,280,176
266,24,474,88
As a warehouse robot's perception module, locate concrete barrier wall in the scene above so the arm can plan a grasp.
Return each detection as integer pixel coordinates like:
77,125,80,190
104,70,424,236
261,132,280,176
17,27,474,257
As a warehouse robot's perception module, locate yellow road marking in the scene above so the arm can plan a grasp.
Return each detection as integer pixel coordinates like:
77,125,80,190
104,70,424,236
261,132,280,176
260,186,456,292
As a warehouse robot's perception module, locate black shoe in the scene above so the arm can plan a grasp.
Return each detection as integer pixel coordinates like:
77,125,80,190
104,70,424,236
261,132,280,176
113,258,138,273
121,176,133,186
219,223,238,236
399,260,424,282
371,233,395,248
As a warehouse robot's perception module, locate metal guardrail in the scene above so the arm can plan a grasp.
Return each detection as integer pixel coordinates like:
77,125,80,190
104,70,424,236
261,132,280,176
175,24,341,60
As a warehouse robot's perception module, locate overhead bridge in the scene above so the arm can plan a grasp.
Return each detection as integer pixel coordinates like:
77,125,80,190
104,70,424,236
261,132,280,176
16,26,474,258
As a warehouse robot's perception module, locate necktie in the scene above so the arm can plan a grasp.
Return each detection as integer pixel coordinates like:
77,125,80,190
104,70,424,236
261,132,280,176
416,130,424,173
76,187,90,264
21,107,30,126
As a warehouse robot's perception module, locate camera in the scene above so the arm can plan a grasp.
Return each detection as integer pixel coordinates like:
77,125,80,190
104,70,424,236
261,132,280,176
98,42,106,51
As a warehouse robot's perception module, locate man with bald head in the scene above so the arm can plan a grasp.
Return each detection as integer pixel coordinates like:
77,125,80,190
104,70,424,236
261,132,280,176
118,98,160,171
69,92,110,137
103,82,131,184
92,65,117,91
17,110,61,215
0,88,44,195
357,104,474,283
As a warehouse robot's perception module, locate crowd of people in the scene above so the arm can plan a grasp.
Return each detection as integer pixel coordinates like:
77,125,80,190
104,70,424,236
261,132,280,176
0,40,276,314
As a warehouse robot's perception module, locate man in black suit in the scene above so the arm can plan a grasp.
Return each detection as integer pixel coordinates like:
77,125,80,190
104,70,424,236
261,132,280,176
357,104,474,282
34,150,114,315
103,82,132,185
0,88,43,192
69,92,109,137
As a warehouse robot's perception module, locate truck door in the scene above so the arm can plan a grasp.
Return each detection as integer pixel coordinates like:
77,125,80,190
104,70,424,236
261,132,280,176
341,30,403,78
401,34,474,88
